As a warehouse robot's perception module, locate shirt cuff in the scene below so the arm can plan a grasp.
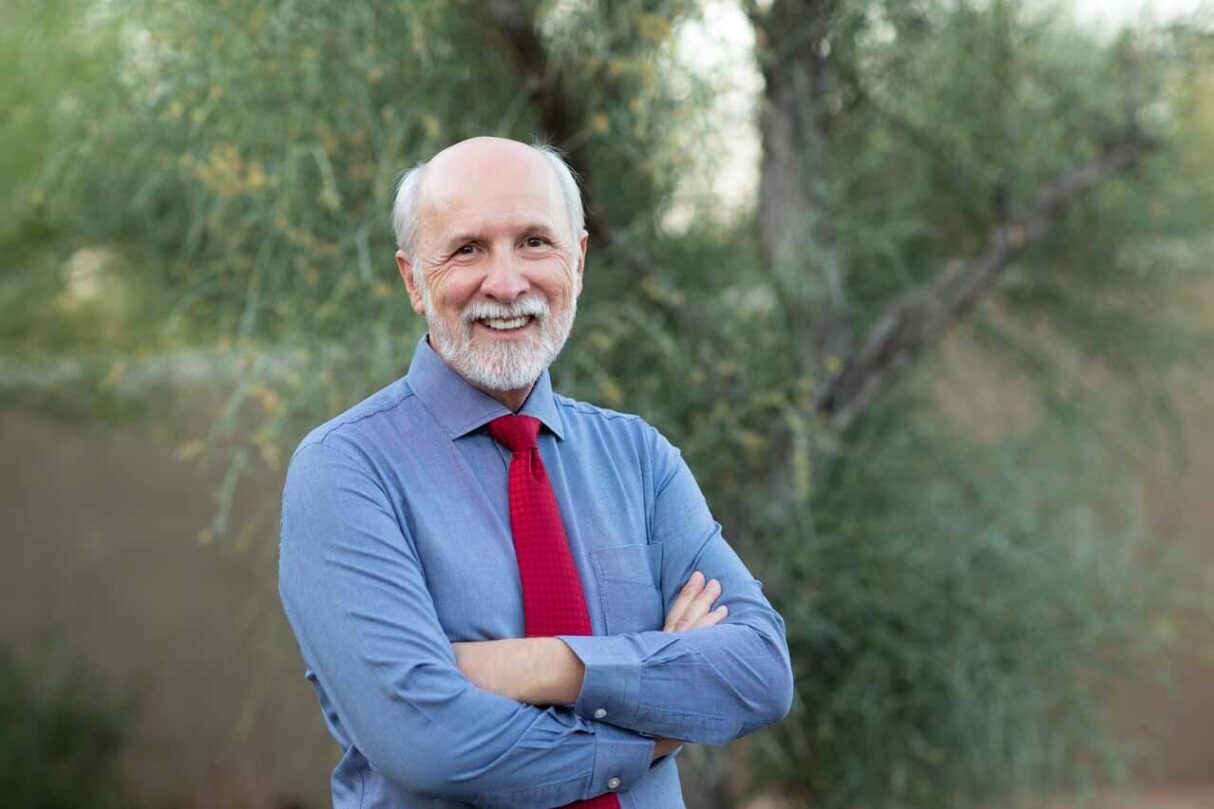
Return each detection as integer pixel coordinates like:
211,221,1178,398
557,634,643,727
587,719,655,797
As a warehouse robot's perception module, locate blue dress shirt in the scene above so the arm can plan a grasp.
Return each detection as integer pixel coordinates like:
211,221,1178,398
279,336,793,808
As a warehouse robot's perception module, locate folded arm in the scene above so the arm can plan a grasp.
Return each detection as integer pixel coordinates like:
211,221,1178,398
457,428,795,746
453,571,728,704
454,572,729,755
279,442,660,808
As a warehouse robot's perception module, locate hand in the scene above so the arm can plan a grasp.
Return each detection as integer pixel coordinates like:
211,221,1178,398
652,736,683,760
663,570,728,632
651,571,727,761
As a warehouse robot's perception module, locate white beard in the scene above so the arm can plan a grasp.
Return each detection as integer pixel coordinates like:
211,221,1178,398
424,289,576,394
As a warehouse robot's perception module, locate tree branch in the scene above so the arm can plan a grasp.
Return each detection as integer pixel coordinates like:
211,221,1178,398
814,135,1157,432
482,1,607,243
480,0,665,289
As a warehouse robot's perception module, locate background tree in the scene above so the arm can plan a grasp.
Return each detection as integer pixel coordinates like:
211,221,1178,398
4,0,1212,807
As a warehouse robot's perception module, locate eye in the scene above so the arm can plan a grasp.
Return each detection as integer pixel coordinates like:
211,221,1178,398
455,243,477,256
523,236,548,248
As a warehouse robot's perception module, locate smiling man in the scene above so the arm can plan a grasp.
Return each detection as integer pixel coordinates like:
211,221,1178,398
278,137,793,809
397,138,582,409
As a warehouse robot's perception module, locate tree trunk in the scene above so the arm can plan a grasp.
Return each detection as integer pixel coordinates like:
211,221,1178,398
750,0,854,371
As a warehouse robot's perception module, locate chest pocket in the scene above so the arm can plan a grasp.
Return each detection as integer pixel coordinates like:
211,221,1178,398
590,543,665,635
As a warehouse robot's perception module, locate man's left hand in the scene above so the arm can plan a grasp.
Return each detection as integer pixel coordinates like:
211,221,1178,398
663,570,728,632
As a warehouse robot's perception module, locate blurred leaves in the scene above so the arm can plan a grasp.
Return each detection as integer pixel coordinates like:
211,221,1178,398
1,1,1212,807
0,647,134,809
750,391,1175,807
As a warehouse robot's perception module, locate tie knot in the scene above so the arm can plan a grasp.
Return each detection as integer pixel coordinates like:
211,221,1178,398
488,414,541,452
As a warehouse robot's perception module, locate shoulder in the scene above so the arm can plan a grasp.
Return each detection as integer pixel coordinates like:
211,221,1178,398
554,392,649,436
552,392,682,466
292,375,418,465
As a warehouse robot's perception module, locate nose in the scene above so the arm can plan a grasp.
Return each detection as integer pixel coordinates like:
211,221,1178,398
480,248,530,302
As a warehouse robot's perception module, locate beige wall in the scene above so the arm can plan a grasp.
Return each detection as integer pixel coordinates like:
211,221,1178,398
1113,397,1214,785
934,333,1214,787
1,411,334,808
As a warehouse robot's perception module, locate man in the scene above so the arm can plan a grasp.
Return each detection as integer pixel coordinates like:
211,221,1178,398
279,137,793,808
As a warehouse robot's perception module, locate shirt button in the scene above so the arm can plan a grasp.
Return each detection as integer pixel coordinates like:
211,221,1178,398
606,777,621,790
593,708,607,719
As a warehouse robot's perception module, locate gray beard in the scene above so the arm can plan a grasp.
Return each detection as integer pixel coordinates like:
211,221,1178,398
424,292,576,394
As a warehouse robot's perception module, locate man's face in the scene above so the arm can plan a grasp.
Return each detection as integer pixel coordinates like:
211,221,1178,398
398,141,587,396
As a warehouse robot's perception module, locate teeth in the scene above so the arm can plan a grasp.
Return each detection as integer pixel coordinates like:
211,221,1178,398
480,316,530,330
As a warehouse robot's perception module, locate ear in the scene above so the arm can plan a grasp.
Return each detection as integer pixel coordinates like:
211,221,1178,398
397,250,426,316
573,230,589,297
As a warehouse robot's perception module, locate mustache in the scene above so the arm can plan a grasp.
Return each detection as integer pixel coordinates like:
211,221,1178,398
461,296,550,324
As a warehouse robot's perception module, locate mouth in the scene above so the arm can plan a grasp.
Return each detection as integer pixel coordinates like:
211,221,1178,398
474,315,537,333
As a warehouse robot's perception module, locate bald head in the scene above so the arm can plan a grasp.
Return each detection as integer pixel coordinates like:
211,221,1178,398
427,137,556,199
391,137,585,266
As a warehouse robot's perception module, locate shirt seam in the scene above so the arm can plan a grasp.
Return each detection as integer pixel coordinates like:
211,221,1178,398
553,395,645,423
650,439,682,501
308,386,417,448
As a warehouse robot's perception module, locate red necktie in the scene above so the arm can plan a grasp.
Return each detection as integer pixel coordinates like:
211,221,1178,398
488,415,622,808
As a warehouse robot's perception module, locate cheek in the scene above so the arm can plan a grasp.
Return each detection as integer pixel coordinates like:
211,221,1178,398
536,265,577,303
429,270,481,310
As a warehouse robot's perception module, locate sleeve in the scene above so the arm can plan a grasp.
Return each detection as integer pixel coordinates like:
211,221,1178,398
278,441,655,808
557,426,794,746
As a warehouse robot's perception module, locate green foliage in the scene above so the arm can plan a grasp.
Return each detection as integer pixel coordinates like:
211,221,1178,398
0,0,116,236
749,392,1170,807
4,1,1212,807
0,648,134,809
15,0,707,466
776,1,1212,366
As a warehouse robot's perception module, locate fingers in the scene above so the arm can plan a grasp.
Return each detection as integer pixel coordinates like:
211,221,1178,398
702,603,728,627
663,571,728,632
663,571,703,631
684,576,724,629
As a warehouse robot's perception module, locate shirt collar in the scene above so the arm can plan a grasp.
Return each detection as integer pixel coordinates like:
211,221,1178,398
405,334,566,441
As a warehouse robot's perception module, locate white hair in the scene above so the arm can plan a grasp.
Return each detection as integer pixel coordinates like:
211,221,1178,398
390,161,428,260
389,142,585,273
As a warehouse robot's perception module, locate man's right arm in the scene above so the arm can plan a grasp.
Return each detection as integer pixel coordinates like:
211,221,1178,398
278,441,656,808
451,572,730,759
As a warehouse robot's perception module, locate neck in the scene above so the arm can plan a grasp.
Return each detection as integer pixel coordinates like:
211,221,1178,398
483,382,535,413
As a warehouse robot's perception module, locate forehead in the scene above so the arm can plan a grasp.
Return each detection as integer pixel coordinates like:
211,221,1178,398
419,147,566,239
